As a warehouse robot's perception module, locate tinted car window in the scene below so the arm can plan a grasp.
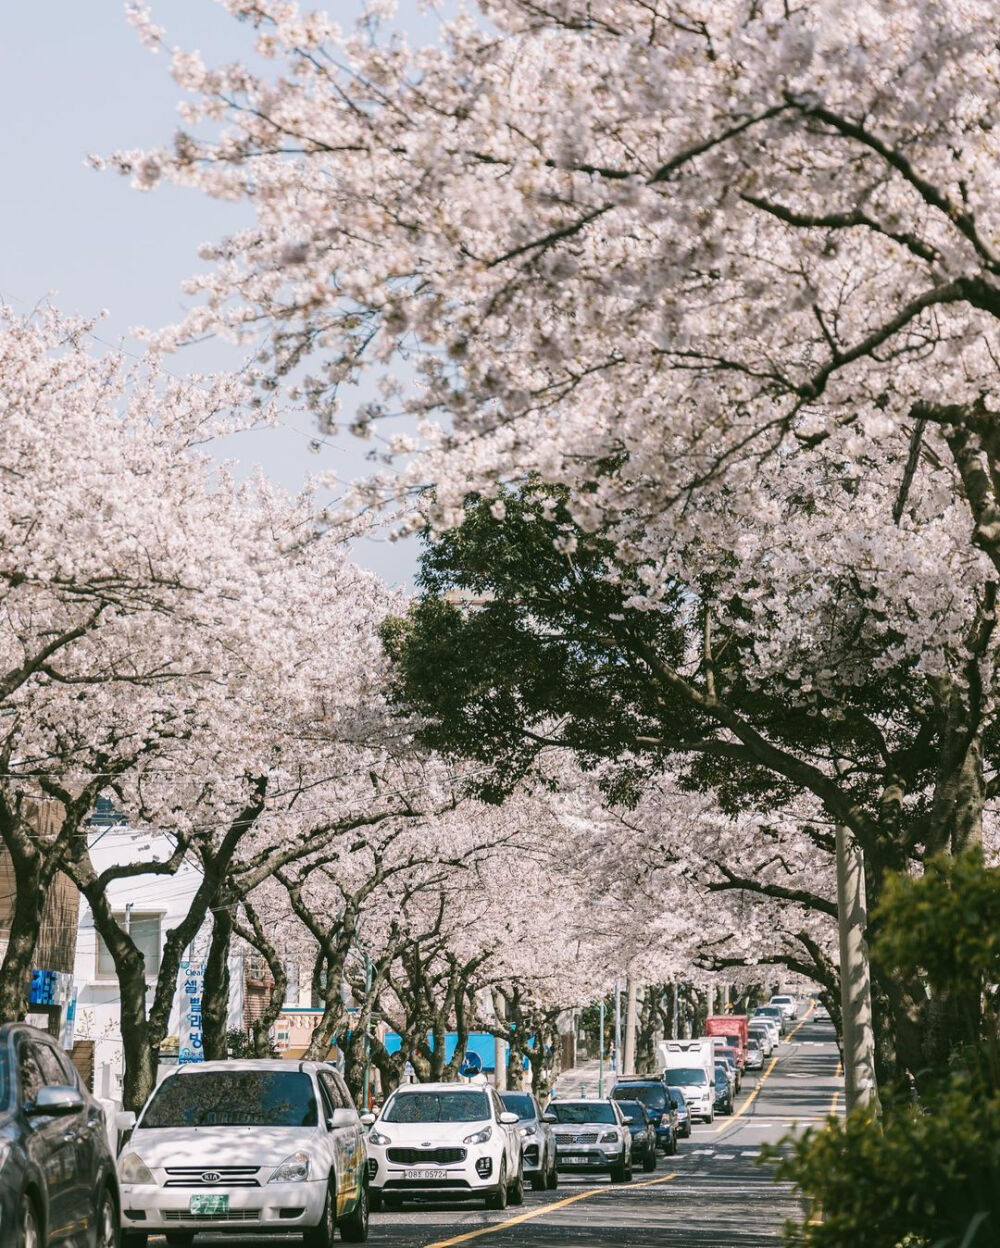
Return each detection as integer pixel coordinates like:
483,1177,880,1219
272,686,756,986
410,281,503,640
612,1083,667,1111
667,1088,687,1110
500,1093,535,1119
141,1071,318,1127
548,1102,617,1125
319,1070,349,1110
616,1100,647,1122
0,1045,7,1111
384,1091,490,1123
19,1043,48,1102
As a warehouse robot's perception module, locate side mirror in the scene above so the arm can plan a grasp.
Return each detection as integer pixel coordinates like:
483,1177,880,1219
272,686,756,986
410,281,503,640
541,1112,557,1123
622,1115,635,1125
498,1111,519,1125
27,1086,84,1117
327,1107,358,1131
116,1110,138,1132
359,1112,376,1127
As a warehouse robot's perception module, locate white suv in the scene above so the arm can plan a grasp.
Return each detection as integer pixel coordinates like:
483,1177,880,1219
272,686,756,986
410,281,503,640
117,1059,370,1246
769,995,798,1021
366,1083,523,1210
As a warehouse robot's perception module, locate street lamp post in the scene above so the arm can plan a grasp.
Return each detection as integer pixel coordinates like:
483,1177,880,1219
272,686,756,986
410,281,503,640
598,997,606,1098
361,950,373,1112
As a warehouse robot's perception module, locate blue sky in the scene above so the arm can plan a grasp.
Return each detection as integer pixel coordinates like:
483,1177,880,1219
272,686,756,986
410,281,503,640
0,1,442,585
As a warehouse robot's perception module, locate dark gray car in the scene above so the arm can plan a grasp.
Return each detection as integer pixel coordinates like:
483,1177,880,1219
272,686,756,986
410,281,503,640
0,1022,119,1247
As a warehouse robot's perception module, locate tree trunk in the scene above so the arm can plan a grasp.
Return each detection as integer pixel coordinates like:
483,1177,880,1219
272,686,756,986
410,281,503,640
201,898,233,1060
0,848,43,1022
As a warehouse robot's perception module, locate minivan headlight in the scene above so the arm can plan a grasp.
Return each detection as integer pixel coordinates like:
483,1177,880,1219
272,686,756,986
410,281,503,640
599,1130,620,1144
464,1125,492,1145
269,1151,311,1183
118,1152,155,1185
369,1128,391,1146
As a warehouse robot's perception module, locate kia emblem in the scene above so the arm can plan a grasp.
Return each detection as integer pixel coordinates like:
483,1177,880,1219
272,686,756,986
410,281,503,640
201,1171,221,1184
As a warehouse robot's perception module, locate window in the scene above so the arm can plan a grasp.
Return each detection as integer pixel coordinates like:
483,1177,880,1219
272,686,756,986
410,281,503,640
141,1071,318,1128
96,913,162,978
319,1070,349,1111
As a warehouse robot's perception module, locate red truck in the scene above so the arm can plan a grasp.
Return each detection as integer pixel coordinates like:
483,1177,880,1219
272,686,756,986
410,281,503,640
705,1015,749,1069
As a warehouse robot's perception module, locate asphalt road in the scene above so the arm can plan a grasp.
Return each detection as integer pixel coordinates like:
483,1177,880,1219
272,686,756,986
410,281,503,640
147,1009,842,1248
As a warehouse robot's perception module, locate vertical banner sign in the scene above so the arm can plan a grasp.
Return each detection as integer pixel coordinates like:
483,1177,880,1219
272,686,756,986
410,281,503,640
178,961,206,1064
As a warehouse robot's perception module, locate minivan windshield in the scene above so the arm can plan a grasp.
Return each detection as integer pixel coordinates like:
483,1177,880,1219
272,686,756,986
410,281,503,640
384,1091,490,1124
664,1068,707,1087
141,1071,318,1128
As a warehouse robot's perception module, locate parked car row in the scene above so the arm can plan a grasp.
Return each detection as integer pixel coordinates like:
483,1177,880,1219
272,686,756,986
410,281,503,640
1,996,803,1244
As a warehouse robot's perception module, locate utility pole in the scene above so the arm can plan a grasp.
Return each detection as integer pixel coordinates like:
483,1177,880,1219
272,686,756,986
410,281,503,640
836,824,880,1115
623,978,638,1076
614,980,622,1072
598,997,606,1097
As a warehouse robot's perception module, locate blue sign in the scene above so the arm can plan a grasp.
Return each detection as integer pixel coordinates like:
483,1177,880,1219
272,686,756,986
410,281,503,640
460,1051,483,1077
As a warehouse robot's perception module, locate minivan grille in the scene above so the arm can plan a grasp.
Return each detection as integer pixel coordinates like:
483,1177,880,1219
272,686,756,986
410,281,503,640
163,1209,261,1222
163,1166,261,1188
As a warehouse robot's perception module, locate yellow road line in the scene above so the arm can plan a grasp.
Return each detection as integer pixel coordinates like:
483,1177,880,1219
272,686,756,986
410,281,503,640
423,1172,680,1248
829,1060,843,1117
713,1001,815,1134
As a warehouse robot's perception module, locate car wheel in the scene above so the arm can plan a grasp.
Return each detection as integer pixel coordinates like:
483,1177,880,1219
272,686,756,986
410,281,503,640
165,1234,195,1247
17,1196,41,1248
339,1178,369,1242
610,1150,628,1183
121,1234,148,1248
546,1155,559,1190
642,1148,656,1172
368,1188,383,1213
95,1188,118,1248
508,1157,525,1207
303,1176,337,1248
485,1160,508,1210
530,1171,546,1192
670,1132,678,1156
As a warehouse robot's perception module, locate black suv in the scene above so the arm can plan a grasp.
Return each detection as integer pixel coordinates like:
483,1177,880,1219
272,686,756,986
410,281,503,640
610,1078,678,1154
0,1022,119,1247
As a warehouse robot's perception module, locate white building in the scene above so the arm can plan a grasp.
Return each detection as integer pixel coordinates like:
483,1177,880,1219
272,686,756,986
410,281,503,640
72,822,242,1114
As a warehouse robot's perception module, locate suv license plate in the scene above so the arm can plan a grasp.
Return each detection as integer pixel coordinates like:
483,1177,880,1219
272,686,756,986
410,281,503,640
190,1194,229,1215
561,1153,586,1163
405,1168,444,1181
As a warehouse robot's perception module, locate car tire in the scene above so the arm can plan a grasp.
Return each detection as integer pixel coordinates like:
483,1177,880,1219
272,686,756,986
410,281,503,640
610,1150,629,1183
670,1132,678,1156
368,1188,383,1213
546,1156,559,1190
17,1196,42,1248
165,1234,195,1247
95,1187,118,1248
121,1234,148,1248
642,1148,656,1172
508,1157,525,1207
530,1172,546,1192
485,1160,508,1210
303,1176,337,1248
338,1178,369,1242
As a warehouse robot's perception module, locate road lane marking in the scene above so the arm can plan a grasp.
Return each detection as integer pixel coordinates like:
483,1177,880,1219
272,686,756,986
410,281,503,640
829,1060,843,1116
713,1003,816,1134
423,1172,680,1247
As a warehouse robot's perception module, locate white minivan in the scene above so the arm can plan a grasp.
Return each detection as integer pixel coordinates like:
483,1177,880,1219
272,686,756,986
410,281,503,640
117,1059,371,1246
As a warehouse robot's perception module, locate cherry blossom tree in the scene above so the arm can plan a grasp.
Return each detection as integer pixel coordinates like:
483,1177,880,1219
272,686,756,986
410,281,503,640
117,0,1000,1080
0,305,262,1021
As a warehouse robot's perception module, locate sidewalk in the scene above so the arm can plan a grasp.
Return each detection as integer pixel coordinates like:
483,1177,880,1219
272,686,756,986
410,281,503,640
550,1057,617,1100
